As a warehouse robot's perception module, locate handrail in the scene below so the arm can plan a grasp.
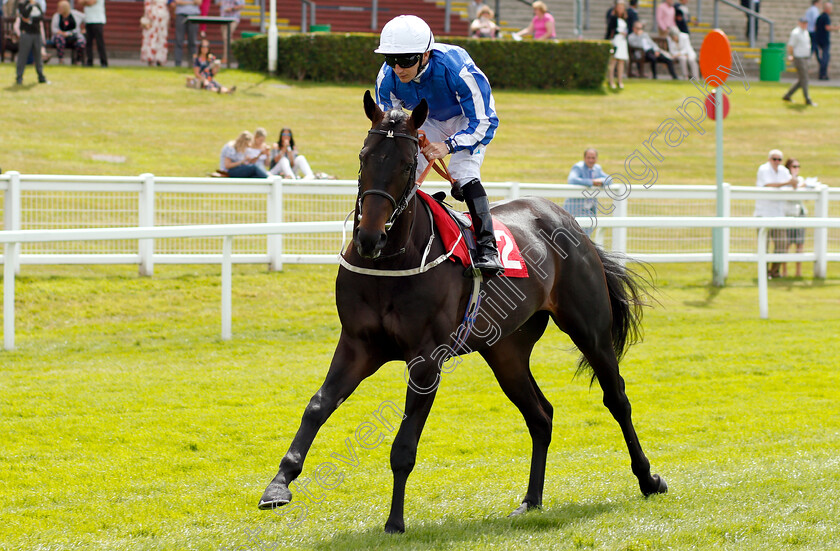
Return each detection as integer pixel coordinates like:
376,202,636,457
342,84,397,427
301,0,316,32
714,0,774,48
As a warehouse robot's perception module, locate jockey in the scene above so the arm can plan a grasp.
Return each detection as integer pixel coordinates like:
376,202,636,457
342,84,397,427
374,15,504,276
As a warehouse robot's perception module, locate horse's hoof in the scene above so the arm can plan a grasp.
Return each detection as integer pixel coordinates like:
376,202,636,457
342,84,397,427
384,521,405,534
258,478,292,510
508,501,541,517
642,474,668,497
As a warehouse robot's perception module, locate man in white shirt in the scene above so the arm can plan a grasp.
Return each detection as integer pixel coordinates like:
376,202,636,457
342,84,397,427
754,149,799,278
79,0,106,67
784,17,817,106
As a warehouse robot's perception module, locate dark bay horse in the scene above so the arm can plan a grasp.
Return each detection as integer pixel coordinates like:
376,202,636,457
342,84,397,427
259,90,667,533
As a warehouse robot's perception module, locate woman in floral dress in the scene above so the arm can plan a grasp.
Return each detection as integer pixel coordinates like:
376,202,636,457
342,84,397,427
140,0,170,66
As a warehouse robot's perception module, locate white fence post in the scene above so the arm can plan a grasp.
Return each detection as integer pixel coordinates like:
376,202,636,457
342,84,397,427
268,176,283,271
509,181,520,200
757,227,768,319
722,182,731,278
3,242,17,350
814,184,829,278
138,173,155,276
221,236,232,340
7,171,22,276
612,196,628,258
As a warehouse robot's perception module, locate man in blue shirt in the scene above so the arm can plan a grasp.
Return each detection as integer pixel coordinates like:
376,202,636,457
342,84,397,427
563,149,610,237
374,15,503,276
815,1,839,79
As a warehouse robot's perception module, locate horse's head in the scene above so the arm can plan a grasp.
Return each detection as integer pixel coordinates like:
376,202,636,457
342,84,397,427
354,90,428,259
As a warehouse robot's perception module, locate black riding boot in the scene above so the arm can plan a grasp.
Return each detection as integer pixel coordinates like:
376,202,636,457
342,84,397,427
461,179,504,277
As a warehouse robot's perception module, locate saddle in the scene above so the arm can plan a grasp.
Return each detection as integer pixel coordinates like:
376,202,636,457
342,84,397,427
416,190,529,278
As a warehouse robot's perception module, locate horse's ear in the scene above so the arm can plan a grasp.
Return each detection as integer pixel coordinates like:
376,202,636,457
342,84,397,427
364,90,384,126
411,99,428,130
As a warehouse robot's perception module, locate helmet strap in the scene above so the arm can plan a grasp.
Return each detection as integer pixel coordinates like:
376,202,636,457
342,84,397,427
412,53,431,83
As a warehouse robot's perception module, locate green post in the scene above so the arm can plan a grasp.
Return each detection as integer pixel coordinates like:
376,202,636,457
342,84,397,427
712,87,726,287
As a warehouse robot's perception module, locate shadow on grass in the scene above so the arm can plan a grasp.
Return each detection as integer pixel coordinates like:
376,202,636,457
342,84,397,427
309,500,620,550
683,284,722,308
5,83,38,91
237,76,272,96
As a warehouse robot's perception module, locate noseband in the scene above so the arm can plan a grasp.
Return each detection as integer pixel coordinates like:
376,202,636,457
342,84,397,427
358,128,420,231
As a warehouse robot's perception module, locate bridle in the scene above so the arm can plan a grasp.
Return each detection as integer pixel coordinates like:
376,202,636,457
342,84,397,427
357,128,420,231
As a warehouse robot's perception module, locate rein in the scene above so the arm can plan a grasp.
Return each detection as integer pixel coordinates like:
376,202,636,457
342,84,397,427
416,131,456,186
339,198,463,277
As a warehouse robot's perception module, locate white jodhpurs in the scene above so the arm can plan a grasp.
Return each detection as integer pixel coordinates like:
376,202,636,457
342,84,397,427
270,155,315,179
417,116,486,188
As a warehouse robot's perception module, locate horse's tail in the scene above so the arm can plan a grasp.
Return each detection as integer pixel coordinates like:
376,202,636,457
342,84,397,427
577,247,649,377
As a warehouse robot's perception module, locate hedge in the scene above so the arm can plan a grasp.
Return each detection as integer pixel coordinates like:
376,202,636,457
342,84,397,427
232,33,611,90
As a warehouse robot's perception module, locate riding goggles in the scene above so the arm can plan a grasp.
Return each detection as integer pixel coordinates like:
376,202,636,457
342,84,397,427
384,54,422,69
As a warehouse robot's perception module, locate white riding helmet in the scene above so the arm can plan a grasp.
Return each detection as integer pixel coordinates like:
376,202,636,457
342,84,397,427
374,15,435,55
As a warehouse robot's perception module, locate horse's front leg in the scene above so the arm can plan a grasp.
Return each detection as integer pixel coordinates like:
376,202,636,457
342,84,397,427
259,331,385,509
384,352,441,533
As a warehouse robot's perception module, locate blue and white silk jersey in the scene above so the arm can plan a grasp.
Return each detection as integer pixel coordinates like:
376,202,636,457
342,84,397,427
375,44,499,154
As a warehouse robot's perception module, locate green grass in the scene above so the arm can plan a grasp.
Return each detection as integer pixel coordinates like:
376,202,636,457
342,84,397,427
1,65,838,187
2,262,840,550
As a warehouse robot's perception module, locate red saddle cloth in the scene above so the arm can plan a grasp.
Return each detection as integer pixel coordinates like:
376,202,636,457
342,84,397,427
416,190,529,278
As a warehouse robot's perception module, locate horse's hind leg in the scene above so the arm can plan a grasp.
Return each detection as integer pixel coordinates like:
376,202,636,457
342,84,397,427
259,331,385,509
480,312,553,516
562,319,667,497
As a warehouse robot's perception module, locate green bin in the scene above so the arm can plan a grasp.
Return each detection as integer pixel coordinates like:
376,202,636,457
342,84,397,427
767,42,786,50
240,31,260,39
309,24,331,32
759,47,784,81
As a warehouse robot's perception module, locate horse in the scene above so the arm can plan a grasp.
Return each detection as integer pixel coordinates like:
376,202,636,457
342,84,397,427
259,90,667,533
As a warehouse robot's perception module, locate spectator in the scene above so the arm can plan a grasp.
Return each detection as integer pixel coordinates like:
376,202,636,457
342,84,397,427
79,0,106,67
51,1,85,65
514,1,556,40
783,18,817,106
190,38,235,93
606,0,629,89
674,1,690,34
219,0,244,64
248,127,271,169
466,0,487,26
198,0,210,37
563,148,610,237
655,0,675,36
782,158,808,278
14,0,48,84
140,0,169,66
174,0,200,67
806,0,822,60
626,0,639,34
269,128,315,179
608,0,638,37
220,131,269,178
667,25,698,79
753,149,798,279
815,1,839,80
470,5,499,39
740,0,760,41
628,20,677,79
